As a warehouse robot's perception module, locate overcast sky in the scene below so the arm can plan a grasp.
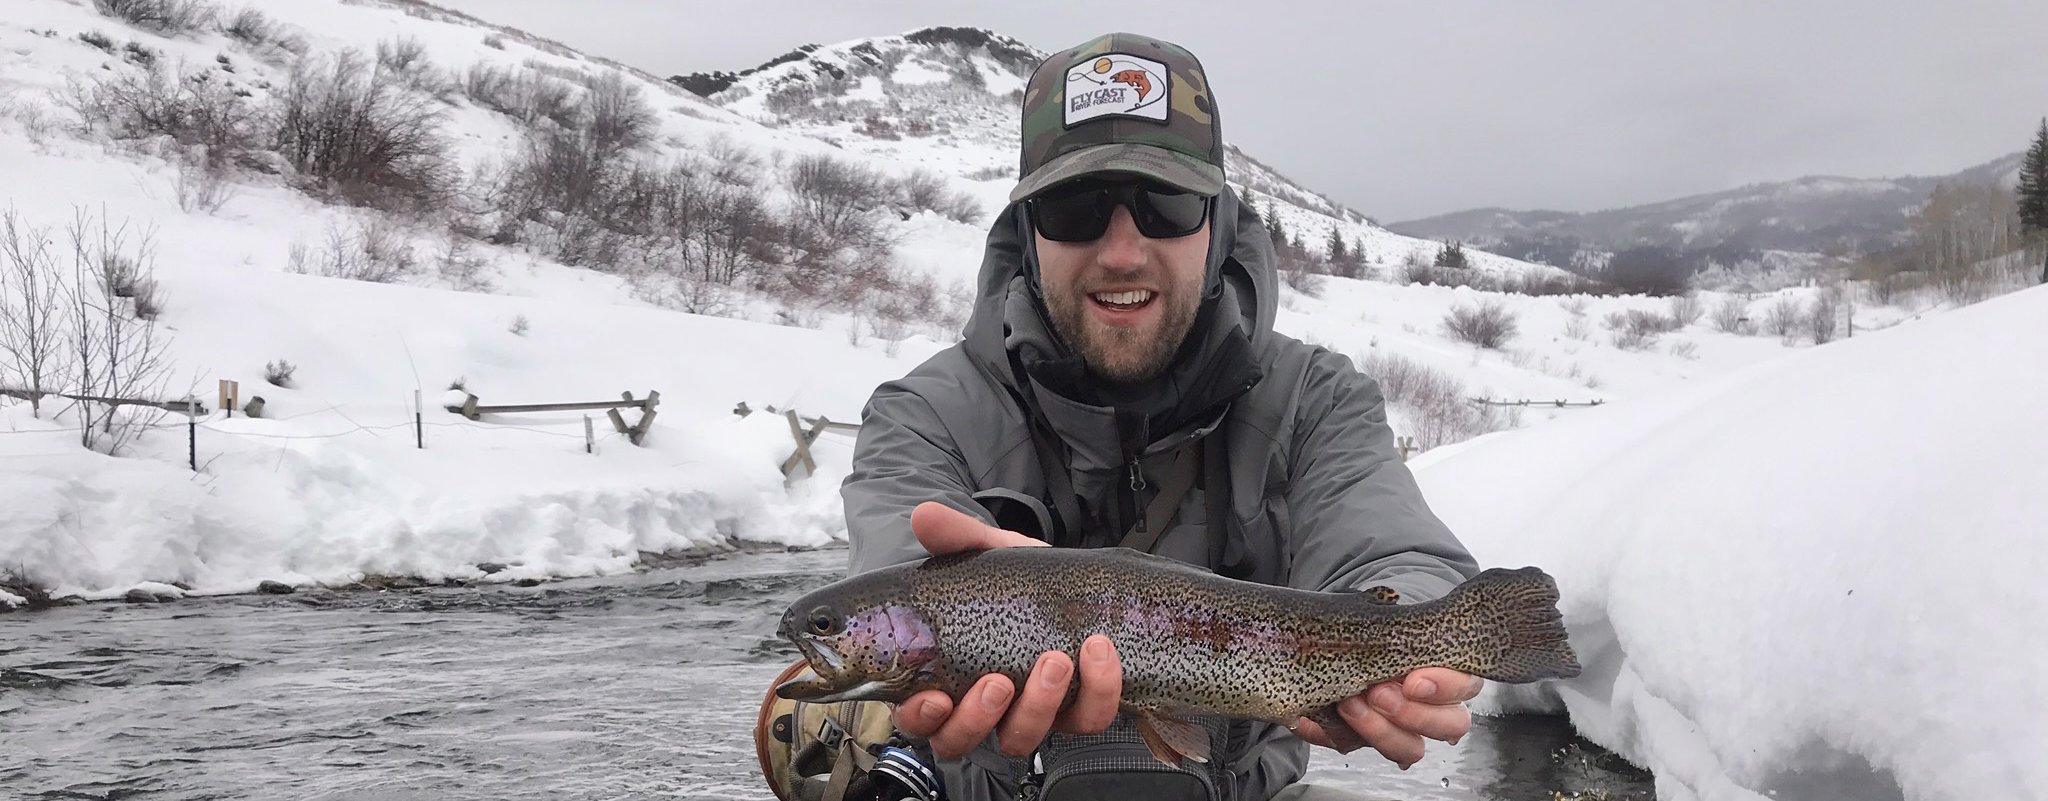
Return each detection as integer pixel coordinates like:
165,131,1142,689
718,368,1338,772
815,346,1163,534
431,0,2048,222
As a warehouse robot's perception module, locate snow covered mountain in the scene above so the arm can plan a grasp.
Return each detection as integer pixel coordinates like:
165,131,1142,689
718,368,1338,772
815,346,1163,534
1390,152,2025,271
670,27,1569,280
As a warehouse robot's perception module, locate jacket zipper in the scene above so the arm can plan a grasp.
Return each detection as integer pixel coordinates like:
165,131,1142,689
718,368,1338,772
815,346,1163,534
1127,455,1148,536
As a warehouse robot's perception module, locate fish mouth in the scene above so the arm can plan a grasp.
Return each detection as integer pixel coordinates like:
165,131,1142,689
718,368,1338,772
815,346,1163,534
774,634,919,703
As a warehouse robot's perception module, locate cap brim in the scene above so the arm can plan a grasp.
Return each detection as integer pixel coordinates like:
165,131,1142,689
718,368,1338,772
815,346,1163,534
1008,143,1225,203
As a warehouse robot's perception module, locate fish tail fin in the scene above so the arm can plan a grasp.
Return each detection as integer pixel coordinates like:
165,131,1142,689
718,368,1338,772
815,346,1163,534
1440,566,1582,683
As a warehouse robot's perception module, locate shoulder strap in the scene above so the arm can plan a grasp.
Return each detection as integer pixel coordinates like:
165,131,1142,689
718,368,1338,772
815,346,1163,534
1120,442,1202,554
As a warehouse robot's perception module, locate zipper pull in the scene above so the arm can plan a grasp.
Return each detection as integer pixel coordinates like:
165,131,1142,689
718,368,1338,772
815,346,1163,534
1129,457,1148,536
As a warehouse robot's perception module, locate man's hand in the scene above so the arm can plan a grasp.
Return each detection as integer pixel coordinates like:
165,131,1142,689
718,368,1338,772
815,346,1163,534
1291,667,1484,770
892,502,1124,759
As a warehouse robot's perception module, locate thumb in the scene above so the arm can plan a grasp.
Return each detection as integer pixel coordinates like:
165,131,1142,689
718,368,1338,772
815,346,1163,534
910,501,1046,555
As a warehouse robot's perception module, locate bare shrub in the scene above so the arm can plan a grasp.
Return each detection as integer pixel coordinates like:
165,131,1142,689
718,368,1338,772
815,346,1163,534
701,134,762,187
276,50,456,212
582,71,654,155
264,358,295,387
507,315,529,336
1441,300,1518,350
1807,288,1842,345
462,64,577,129
1501,271,1597,296
1610,326,1654,351
294,218,417,283
1562,296,1589,316
78,30,118,52
1762,296,1801,337
1563,315,1590,341
1281,263,1327,298
896,168,984,224
1603,309,1673,351
93,0,216,35
483,35,505,50
435,233,495,292
221,6,272,45
965,164,1010,181
1711,296,1751,334
1668,340,1700,360
786,153,893,244
1669,294,1704,328
84,62,266,161
173,150,237,214
1357,349,1505,451
376,36,429,76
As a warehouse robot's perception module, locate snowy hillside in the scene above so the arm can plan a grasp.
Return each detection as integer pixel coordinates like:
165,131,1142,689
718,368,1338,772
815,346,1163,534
0,0,1950,608
6,5,2045,800
673,27,1569,280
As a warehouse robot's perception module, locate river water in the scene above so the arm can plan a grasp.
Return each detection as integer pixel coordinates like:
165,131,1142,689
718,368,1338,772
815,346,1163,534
0,548,1652,800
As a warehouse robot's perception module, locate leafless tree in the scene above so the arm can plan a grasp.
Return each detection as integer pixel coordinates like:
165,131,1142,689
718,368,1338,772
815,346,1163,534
63,210,176,454
0,210,74,417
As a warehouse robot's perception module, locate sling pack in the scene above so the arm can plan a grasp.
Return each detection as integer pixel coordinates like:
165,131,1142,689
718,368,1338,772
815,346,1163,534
755,661,942,801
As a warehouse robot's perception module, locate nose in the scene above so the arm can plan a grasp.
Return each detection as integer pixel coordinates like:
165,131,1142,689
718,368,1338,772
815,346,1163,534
1095,205,1146,270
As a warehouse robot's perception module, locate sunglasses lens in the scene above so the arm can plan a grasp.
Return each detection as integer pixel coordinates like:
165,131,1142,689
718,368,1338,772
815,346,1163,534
1032,184,1114,242
1030,180,1210,242
1132,187,1208,238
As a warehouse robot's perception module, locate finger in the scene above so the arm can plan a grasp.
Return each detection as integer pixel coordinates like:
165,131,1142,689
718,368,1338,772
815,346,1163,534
893,690,955,738
996,651,1073,756
910,502,1047,555
1341,691,1425,769
1292,715,1367,754
1054,635,1121,734
1370,681,1471,744
1289,718,1342,752
926,674,1016,760
1403,668,1485,705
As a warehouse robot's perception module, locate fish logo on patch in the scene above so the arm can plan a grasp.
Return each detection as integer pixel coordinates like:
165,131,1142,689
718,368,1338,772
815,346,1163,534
1063,53,1169,127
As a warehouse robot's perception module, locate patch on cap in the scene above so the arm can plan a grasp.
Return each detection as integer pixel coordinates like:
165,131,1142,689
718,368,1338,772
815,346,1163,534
1063,54,1169,128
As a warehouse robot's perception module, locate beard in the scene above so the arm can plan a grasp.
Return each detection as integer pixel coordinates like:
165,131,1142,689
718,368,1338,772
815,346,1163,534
1044,275,1203,385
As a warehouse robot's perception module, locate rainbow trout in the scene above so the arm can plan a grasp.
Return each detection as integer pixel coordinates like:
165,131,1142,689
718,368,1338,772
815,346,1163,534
774,547,1581,765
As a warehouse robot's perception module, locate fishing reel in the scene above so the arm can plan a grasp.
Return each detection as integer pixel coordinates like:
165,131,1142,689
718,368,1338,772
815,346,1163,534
866,742,944,801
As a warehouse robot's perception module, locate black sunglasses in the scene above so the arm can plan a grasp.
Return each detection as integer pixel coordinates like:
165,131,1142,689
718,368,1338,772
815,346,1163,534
1027,179,1211,242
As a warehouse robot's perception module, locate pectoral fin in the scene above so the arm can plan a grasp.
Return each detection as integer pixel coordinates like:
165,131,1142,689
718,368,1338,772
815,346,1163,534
1132,709,1210,765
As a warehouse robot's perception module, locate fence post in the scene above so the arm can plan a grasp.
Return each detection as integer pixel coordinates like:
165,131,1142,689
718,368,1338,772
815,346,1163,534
584,414,594,454
414,389,424,449
186,395,198,471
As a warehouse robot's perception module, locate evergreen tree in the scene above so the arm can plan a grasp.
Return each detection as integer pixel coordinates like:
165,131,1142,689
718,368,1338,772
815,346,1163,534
1434,241,1469,270
2021,118,2048,236
2018,117,2048,282
1326,226,1348,262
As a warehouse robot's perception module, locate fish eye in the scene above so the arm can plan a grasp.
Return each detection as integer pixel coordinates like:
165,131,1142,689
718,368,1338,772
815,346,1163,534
806,606,840,636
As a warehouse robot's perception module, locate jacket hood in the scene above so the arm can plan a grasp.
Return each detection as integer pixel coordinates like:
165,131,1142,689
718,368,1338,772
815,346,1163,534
960,185,1278,421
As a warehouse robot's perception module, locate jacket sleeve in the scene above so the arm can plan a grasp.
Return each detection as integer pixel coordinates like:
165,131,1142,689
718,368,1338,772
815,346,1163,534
1283,349,1480,602
840,379,995,577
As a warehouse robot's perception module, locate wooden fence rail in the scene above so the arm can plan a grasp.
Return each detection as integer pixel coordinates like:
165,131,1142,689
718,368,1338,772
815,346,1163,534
446,390,660,445
1,387,207,414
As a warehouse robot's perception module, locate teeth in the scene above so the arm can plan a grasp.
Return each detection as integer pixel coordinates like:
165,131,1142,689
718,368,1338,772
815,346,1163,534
1092,290,1154,306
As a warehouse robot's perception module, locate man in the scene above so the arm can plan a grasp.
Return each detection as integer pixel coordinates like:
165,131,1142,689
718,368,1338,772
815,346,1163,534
839,32,1483,801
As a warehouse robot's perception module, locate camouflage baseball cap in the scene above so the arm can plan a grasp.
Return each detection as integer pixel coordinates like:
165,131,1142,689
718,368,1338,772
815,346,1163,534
1010,32,1225,203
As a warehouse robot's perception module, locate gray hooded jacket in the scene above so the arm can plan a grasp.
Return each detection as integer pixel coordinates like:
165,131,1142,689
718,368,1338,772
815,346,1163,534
840,187,1479,801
